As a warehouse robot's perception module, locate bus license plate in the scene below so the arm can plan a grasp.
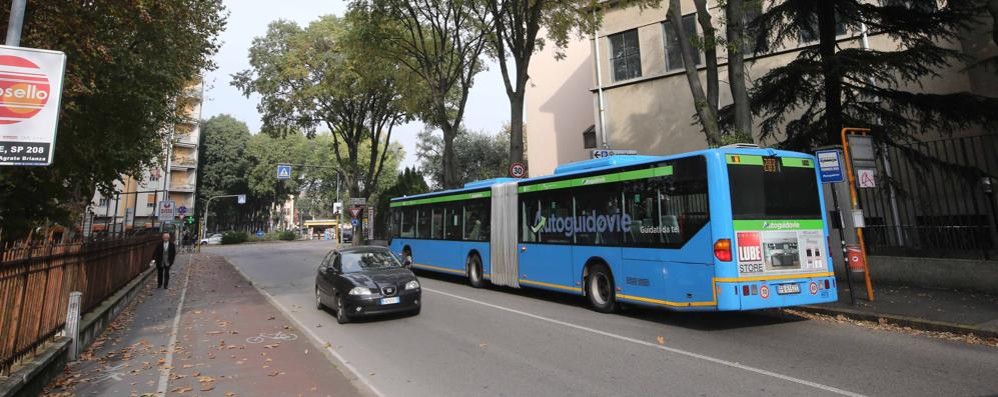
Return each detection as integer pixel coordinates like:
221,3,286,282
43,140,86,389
380,297,400,305
777,284,801,295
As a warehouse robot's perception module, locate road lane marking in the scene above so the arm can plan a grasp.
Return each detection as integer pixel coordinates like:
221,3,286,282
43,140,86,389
156,254,193,395
425,287,866,397
227,261,385,397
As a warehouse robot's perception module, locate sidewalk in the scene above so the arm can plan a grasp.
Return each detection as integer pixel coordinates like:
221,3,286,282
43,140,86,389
42,253,363,397
801,282,998,338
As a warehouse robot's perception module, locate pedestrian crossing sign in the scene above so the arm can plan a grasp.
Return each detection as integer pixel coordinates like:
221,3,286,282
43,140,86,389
277,164,291,180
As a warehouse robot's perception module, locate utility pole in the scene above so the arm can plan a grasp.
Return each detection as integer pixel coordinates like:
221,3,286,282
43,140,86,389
5,0,26,46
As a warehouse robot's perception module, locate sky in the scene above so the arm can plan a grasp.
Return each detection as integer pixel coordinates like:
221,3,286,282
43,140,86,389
201,0,510,168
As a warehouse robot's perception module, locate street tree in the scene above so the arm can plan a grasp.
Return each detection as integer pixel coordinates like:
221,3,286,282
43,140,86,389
416,125,509,189
373,166,429,237
735,0,998,149
349,0,489,189
233,15,410,242
0,0,225,238
663,0,755,145
196,115,252,231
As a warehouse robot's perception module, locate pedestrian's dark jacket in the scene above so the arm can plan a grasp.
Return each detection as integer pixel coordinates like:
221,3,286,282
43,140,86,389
152,241,177,268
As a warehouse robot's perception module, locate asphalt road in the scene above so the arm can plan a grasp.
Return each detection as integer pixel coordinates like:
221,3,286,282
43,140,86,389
206,241,998,397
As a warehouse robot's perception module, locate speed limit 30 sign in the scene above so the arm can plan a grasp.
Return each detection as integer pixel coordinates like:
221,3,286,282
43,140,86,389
509,162,526,178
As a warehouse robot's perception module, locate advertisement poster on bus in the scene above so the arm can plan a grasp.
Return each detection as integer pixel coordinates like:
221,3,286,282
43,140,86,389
734,220,827,275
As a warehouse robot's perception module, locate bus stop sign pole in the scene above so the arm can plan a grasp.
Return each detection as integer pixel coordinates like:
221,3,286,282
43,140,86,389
841,128,876,302
817,148,856,305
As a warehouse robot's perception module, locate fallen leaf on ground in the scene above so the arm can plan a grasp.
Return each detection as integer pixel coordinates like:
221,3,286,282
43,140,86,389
172,387,192,393
656,336,665,345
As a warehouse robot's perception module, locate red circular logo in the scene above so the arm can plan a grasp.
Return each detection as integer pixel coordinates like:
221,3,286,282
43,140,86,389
0,55,51,125
809,282,819,295
759,285,769,299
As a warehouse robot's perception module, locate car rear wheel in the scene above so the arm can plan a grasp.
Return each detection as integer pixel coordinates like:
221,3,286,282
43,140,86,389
335,295,350,324
468,255,485,288
587,264,619,313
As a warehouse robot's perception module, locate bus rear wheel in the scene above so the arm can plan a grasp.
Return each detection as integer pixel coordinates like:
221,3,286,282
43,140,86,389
468,254,485,288
587,264,619,313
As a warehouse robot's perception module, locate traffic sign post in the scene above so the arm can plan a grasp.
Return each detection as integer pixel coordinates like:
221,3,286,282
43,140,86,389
157,200,176,222
815,150,844,184
590,149,637,159
276,164,292,180
509,162,526,178
178,205,188,215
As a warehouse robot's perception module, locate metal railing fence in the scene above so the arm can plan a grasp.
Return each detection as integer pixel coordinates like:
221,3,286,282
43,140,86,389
0,233,158,375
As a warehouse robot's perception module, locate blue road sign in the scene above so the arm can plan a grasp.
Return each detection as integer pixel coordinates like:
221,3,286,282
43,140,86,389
255,230,265,237
815,150,844,183
351,219,359,227
277,164,292,180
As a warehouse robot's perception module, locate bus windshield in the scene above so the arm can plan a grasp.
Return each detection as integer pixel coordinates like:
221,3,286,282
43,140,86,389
727,158,822,220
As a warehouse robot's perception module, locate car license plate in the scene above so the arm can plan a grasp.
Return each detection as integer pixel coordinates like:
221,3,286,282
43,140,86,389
777,283,801,295
380,297,400,305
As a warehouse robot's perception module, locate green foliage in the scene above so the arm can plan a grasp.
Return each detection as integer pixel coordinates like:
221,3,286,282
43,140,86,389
716,131,755,147
0,0,226,237
197,115,252,229
374,167,429,237
416,126,509,189
278,230,297,241
232,14,410,205
221,231,248,245
721,0,998,150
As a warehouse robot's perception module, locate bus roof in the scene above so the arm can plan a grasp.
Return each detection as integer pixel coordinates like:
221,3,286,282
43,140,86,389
389,147,811,203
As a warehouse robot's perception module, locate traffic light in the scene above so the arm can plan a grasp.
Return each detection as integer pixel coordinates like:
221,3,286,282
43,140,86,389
185,215,194,225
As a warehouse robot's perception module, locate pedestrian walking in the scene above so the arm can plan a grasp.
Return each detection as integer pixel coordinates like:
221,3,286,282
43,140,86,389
152,232,177,289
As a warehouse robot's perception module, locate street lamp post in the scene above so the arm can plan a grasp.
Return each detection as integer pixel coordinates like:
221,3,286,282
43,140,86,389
199,194,243,252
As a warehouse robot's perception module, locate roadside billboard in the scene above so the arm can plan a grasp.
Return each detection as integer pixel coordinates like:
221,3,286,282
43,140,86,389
0,45,67,166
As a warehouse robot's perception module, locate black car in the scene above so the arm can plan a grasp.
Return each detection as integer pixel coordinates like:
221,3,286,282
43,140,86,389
315,246,421,323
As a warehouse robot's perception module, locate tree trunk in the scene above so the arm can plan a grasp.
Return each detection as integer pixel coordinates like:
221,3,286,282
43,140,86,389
440,123,459,189
818,1,843,146
989,0,998,46
667,0,722,146
725,0,753,139
693,0,718,115
509,93,525,165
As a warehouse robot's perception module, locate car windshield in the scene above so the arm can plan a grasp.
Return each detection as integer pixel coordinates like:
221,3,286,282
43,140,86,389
340,251,402,273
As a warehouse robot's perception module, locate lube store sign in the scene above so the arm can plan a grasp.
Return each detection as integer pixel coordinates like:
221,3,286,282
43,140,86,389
531,209,633,237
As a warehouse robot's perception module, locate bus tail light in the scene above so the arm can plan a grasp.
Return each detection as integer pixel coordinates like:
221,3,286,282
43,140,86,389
714,239,732,261
742,285,749,296
824,279,830,290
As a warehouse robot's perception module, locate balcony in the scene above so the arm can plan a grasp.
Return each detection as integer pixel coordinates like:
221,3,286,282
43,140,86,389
169,183,196,192
170,157,197,169
185,86,202,100
173,134,197,147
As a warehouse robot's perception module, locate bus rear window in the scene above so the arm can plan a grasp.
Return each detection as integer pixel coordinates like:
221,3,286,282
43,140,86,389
728,159,821,220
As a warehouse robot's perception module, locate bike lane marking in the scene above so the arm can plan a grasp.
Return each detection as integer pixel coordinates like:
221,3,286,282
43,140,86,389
156,254,193,395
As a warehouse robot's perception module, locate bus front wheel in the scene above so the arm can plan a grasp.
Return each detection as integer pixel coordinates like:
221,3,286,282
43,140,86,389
468,254,485,288
587,264,619,313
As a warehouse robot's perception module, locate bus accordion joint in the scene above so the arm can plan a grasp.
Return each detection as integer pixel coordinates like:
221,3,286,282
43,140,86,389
713,239,732,262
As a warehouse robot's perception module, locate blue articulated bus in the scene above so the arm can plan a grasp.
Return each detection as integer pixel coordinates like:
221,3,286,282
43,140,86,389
388,147,838,312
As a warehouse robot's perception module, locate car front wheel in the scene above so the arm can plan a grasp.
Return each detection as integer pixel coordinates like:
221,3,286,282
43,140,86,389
335,295,350,324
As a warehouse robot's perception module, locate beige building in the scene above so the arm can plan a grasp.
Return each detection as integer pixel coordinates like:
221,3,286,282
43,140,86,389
524,0,998,176
90,80,204,232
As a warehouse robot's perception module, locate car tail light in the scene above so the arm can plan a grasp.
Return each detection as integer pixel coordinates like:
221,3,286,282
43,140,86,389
714,239,732,262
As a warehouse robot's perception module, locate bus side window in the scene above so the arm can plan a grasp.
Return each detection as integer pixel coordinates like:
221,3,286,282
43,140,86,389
519,197,539,242
623,178,661,244
416,207,431,238
444,205,462,240
464,200,487,241
431,207,444,239
400,208,415,238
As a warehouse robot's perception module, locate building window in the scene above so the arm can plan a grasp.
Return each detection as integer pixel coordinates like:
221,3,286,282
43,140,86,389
98,197,109,207
798,12,847,43
609,29,642,82
663,14,700,71
583,125,597,149
146,194,156,208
